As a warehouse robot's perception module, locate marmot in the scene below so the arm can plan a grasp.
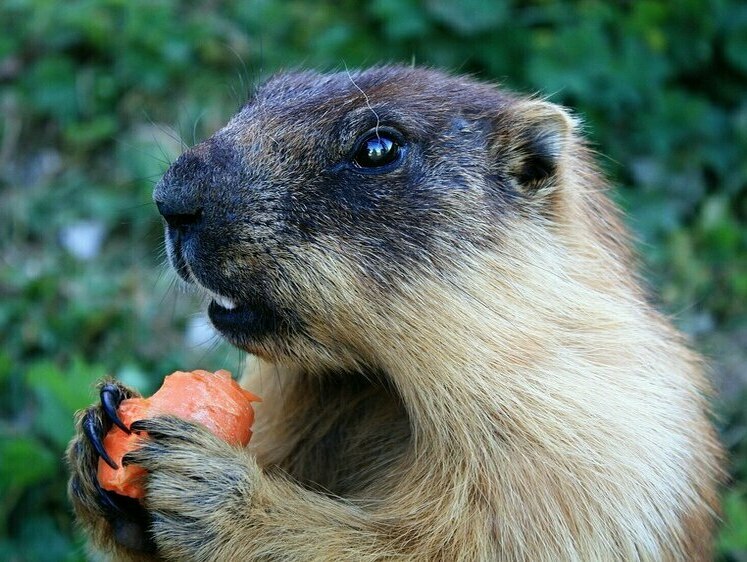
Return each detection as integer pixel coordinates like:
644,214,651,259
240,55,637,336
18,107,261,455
68,66,723,561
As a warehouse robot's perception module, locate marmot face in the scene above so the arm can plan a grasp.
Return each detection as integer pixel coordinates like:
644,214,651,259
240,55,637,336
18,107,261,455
154,67,573,368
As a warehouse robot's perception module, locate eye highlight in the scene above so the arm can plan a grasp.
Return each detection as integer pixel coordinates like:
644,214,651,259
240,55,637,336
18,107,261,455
352,129,404,170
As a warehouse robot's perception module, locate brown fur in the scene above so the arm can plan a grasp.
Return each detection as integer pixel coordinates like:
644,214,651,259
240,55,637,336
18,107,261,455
68,67,723,561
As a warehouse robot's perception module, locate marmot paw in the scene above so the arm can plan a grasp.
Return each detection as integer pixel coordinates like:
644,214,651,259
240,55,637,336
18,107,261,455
68,379,156,554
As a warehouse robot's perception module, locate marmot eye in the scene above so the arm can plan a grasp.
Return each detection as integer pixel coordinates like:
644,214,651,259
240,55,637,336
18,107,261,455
353,132,401,169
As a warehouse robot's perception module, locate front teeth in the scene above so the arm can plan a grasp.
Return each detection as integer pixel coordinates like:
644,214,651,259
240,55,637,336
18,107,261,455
213,294,237,310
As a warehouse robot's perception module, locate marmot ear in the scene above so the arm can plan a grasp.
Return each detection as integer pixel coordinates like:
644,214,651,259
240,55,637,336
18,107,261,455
496,100,576,194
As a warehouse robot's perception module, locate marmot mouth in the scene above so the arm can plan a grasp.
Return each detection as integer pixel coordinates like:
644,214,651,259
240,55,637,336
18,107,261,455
166,242,296,351
208,299,260,333
208,300,273,347
207,298,279,344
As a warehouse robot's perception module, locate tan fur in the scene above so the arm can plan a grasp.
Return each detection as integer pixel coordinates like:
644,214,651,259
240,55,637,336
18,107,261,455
68,67,723,561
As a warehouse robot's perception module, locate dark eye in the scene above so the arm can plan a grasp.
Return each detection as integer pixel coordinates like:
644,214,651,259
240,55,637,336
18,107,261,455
353,132,401,169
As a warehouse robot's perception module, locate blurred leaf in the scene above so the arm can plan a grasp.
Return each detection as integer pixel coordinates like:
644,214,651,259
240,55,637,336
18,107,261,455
370,0,429,39
22,56,78,121
718,489,747,554
724,10,747,72
15,514,83,562
424,0,507,34
0,352,11,387
0,436,56,495
25,359,105,449
64,116,119,149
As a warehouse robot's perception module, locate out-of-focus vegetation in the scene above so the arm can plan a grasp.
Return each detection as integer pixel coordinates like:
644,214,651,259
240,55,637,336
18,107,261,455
0,0,745,559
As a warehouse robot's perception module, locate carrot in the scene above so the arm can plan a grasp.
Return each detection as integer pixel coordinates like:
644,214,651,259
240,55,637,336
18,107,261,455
97,369,260,499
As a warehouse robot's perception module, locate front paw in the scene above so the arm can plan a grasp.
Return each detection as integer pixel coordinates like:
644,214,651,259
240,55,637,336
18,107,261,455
124,416,258,558
67,380,156,556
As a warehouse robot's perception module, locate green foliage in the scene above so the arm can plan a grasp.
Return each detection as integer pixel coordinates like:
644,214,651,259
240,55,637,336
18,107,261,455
718,489,747,556
1,1,745,559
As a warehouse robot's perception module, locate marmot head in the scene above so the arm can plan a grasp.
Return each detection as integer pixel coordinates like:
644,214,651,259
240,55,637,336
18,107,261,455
154,66,584,371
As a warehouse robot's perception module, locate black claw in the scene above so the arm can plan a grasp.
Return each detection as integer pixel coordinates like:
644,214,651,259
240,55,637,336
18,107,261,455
83,412,118,470
130,417,190,439
129,419,181,441
121,452,135,467
96,479,126,515
95,478,155,551
128,420,147,433
100,383,130,434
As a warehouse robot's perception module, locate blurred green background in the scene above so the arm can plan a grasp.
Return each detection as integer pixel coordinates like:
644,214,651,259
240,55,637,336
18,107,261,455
1,0,745,559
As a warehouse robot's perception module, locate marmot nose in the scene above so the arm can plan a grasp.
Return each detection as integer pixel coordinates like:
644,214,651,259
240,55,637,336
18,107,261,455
155,199,203,231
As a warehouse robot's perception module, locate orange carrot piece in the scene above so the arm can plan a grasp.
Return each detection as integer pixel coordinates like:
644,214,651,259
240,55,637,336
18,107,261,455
97,370,260,499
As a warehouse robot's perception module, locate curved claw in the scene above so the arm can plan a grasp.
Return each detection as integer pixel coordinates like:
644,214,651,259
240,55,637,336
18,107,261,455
100,383,131,434
95,478,126,516
83,411,118,470
94,479,158,553
128,420,148,433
